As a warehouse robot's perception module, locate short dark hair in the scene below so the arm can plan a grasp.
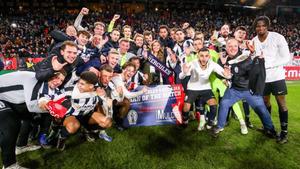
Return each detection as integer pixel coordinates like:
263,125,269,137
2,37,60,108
193,38,203,42
235,26,247,32
175,28,184,34
253,16,271,29
80,71,98,85
111,28,120,33
159,25,169,32
170,28,178,33
143,30,152,37
129,56,141,62
198,47,209,53
77,30,91,39
61,41,77,51
49,69,67,81
122,62,136,71
99,64,113,73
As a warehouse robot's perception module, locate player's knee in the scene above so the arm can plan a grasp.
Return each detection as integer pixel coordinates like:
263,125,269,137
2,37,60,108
207,98,217,105
66,122,80,134
220,99,231,108
99,117,112,128
104,118,112,128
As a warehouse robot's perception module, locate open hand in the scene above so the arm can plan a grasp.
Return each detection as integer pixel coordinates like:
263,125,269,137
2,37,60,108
51,55,67,71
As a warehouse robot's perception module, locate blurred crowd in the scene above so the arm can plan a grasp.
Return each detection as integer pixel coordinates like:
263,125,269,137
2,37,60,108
0,6,299,69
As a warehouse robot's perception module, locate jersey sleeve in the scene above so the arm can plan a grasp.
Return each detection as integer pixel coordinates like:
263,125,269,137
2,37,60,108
212,61,226,78
276,34,291,66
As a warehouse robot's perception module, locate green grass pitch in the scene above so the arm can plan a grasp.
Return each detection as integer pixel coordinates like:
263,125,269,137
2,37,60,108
1,81,300,169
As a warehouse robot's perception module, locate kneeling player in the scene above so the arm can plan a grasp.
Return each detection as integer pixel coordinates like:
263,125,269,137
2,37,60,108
57,71,112,150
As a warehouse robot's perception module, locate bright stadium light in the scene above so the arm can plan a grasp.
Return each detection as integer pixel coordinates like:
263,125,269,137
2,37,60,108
11,23,17,28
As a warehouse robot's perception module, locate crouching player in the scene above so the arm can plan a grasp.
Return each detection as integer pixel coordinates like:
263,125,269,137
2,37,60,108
57,71,112,150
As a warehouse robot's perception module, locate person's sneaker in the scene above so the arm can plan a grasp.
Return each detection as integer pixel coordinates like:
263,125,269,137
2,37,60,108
256,126,265,132
206,124,213,130
240,123,248,135
39,133,48,146
15,144,41,155
213,127,224,134
211,127,224,138
264,129,277,139
245,120,254,129
2,163,29,169
277,131,288,144
85,133,96,142
56,136,66,151
82,128,96,142
197,121,206,131
213,119,218,126
99,130,113,142
197,115,206,131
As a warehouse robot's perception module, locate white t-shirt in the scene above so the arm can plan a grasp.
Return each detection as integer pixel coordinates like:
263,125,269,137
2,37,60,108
179,60,225,91
111,74,144,99
252,31,291,82
0,71,44,112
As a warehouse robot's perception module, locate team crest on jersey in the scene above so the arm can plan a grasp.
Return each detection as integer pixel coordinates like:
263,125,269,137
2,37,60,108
127,110,138,125
234,66,239,73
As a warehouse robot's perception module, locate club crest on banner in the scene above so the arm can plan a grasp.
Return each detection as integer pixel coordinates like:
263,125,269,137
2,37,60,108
127,109,138,125
123,85,185,127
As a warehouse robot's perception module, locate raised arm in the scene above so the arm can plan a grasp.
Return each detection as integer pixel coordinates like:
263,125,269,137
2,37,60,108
107,14,120,33
74,7,89,31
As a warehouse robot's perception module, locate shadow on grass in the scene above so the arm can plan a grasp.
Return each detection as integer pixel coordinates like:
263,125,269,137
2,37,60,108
135,123,220,159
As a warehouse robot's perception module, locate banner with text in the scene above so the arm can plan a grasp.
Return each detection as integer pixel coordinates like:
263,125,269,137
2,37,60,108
284,66,300,81
123,84,185,127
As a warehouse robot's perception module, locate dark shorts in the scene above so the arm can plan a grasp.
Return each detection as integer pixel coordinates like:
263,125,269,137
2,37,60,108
263,79,288,96
184,89,215,104
66,112,93,127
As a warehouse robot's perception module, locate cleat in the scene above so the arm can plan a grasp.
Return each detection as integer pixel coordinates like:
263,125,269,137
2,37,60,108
15,144,41,155
240,123,248,135
99,130,113,142
277,131,288,144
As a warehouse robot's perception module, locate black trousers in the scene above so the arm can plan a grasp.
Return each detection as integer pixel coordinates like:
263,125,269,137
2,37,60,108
0,100,32,167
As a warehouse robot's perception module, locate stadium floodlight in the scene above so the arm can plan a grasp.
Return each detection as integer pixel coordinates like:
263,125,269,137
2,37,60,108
243,5,261,9
11,22,17,28
224,3,261,9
